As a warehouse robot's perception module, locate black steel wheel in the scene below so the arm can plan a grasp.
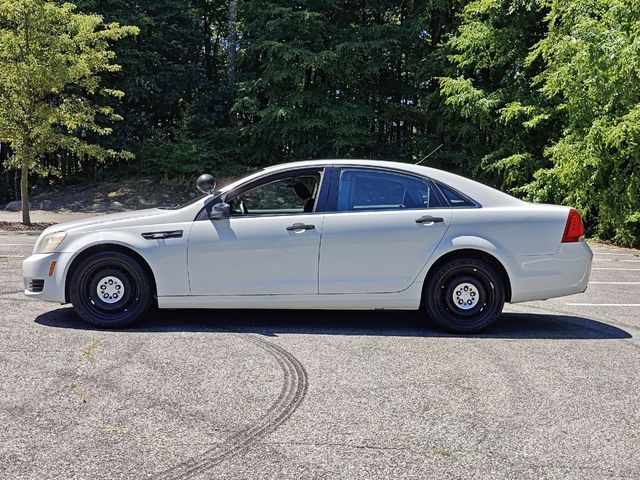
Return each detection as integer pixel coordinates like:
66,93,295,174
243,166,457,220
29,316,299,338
69,252,153,328
423,257,505,333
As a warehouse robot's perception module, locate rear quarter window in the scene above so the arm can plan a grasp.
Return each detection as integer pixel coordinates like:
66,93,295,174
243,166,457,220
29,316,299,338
436,182,477,208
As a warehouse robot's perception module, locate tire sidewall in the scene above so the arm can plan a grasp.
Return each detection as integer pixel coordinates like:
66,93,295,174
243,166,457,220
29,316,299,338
70,252,153,328
424,258,505,333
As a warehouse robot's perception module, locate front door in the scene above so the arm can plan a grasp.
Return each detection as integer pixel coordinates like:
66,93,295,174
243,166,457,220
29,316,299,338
319,167,452,294
188,170,325,295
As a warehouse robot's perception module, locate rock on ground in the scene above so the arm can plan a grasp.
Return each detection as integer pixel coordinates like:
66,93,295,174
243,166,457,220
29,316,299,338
4,201,26,212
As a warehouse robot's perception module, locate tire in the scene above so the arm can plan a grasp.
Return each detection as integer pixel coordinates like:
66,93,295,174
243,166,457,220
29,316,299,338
69,252,153,328
423,257,505,333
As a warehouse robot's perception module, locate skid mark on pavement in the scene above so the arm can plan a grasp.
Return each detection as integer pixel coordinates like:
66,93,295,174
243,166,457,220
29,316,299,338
154,331,308,480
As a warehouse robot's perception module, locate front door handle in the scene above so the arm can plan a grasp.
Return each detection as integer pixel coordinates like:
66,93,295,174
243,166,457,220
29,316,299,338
415,215,444,224
286,223,315,231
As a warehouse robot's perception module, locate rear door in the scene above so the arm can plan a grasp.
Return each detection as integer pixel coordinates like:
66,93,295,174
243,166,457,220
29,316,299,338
319,167,452,294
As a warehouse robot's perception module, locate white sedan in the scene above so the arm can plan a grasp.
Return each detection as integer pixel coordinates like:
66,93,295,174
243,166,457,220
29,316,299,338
23,159,592,333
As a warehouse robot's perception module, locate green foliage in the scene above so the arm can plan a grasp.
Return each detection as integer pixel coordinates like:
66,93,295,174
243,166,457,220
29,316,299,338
0,0,137,222
527,0,640,246
439,0,555,193
0,0,138,166
137,124,246,179
75,0,216,149
233,1,463,165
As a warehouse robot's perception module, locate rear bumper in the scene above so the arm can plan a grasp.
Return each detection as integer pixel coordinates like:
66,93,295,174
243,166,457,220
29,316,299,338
508,242,592,303
23,252,73,303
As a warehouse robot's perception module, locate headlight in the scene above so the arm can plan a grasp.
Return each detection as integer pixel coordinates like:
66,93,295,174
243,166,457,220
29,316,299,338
34,232,67,254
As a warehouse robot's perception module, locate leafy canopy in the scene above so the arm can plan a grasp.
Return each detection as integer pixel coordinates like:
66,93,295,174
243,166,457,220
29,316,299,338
527,0,640,245
0,0,139,174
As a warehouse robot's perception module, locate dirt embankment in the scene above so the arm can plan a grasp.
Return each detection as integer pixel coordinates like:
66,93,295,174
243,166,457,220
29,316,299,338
0,177,235,231
27,178,191,213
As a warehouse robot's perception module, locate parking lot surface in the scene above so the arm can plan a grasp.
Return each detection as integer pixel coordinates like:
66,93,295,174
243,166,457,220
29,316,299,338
1,232,639,479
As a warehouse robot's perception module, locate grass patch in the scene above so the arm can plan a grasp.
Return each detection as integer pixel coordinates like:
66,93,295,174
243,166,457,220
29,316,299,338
434,447,455,457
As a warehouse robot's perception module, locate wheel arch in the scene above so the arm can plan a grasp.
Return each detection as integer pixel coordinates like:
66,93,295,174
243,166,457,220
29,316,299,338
64,243,158,304
423,248,512,304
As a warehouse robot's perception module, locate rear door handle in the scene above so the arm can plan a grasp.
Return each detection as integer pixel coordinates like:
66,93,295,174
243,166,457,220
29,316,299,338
286,223,315,231
415,215,444,224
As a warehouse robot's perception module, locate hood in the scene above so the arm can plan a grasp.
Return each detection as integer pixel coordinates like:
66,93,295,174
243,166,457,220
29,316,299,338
41,207,192,235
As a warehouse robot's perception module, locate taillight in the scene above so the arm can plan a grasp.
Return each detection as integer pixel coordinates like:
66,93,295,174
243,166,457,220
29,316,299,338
561,208,585,243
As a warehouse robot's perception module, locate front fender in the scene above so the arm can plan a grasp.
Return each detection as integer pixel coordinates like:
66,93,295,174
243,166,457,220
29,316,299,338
59,224,191,298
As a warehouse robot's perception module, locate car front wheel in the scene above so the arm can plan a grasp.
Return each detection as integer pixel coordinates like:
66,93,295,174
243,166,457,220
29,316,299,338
424,257,505,333
69,252,153,328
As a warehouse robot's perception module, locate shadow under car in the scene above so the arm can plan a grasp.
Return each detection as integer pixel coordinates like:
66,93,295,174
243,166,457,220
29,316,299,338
35,307,632,340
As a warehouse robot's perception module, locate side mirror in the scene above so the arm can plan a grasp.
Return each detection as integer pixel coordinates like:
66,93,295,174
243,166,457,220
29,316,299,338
197,173,216,194
209,202,231,220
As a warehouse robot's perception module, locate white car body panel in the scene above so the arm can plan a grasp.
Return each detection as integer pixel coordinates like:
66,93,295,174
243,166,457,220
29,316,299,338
187,214,322,295
318,209,453,294
23,159,592,311
156,283,425,310
24,207,198,300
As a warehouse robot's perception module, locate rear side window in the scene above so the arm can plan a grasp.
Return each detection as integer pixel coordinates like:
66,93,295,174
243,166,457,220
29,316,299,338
436,182,476,207
337,168,443,211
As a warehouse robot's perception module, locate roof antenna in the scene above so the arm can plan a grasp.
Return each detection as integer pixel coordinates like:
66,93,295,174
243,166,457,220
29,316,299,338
415,143,443,165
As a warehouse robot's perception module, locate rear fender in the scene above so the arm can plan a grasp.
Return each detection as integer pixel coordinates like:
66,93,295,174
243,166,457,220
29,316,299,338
415,235,514,293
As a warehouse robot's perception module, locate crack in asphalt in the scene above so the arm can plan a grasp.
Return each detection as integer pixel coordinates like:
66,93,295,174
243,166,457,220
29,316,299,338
153,331,308,480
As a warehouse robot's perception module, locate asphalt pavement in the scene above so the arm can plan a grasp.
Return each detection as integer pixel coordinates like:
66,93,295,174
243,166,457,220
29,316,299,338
0,232,638,479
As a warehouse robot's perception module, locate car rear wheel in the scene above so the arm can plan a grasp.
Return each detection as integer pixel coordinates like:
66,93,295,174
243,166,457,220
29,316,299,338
69,252,153,328
423,257,505,333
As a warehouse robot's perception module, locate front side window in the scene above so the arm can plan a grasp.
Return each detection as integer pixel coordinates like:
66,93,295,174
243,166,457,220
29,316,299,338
228,173,320,215
337,168,441,211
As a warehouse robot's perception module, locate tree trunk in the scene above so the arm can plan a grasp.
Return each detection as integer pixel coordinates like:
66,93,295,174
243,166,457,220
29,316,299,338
203,11,212,81
21,155,30,225
227,0,238,94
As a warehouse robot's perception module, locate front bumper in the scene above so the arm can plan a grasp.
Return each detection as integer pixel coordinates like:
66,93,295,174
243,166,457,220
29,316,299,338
23,252,73,303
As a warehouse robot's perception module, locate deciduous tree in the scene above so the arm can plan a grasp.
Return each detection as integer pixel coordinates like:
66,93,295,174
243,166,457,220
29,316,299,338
0,0,138,224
